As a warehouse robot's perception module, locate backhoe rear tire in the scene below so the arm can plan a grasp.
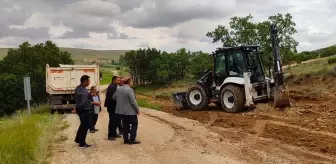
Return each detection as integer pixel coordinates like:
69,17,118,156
186,85,208,110
220,85,246,113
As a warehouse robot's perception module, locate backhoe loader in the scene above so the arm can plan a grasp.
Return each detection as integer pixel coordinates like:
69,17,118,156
172,24,291,112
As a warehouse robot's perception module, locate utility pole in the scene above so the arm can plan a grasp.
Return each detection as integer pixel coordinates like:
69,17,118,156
24,77,32,115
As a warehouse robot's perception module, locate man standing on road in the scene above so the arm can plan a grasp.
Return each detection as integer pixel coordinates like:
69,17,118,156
113,78,141,145
105,76,122,140
74,75,99,148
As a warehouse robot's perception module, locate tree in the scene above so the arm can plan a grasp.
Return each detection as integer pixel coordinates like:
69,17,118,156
0,41,74,116
188,51,212,78
120,47,208,85
320,45,336,57
206,13,298,66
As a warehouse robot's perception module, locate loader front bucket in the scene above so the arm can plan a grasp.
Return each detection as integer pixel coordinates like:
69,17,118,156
172,92,189,110
273,86,291,108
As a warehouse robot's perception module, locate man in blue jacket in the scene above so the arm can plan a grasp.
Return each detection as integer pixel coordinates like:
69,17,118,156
105,76,122,140
74,75,99,148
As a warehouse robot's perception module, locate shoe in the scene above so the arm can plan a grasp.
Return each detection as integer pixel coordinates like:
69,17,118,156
74,140,79,143
90,130,96,133
111,134,122,138
124,140,130,144
128,140,141,145
108,137,116,140
94,129,99,132
79,144,92,148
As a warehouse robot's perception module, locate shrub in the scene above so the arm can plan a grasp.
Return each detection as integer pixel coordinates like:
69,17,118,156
327,57,336,65
0,74,25,116
0,41,73,116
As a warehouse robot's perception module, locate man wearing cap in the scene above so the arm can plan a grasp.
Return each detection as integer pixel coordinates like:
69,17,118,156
113,77,141,144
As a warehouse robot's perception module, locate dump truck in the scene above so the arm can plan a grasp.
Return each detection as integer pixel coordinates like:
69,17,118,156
46,64,101,114
172,24,291,112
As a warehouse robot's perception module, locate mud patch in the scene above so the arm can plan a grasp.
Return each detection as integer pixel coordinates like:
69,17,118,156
261,123,336,156
213,117,255,130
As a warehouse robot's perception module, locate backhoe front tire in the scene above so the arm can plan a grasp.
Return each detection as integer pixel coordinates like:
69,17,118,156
220,85,246,113
186,85,208,110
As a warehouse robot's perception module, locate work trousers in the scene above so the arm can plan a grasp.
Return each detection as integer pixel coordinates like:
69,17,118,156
75,112,91,145
108,112,123,137
90,114,98,130
121,115,138,142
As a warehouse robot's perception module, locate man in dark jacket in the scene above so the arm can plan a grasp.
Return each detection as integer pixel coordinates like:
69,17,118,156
74,75,99,148
104,76,122,140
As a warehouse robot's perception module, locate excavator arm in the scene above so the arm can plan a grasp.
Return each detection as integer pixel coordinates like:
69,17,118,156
270,24,291,108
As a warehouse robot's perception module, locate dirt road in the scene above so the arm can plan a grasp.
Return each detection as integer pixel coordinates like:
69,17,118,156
49,86,244,164
50,81,336,164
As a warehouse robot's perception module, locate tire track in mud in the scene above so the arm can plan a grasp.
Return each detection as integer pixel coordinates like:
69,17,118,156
209,113,336,163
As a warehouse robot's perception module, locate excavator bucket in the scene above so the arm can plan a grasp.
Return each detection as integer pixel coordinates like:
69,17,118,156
172,92,189,110
273,86,291,108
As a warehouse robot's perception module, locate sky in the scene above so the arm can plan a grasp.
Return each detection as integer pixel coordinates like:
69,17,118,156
0,0,335,53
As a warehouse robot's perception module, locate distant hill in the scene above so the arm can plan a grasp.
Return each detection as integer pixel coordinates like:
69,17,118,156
0,47,129,61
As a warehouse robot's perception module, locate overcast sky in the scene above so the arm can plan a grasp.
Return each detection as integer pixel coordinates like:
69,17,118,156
0,0,335,53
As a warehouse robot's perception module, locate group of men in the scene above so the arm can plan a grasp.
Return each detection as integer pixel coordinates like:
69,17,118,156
74,75,141,149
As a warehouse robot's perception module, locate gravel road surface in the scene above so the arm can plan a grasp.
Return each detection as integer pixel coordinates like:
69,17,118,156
49,85,246,164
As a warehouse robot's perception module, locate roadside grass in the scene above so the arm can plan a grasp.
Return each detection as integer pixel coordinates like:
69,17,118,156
100,67,131,85
135,79,193,99
0,105,61,164
100,68,114,85
137,98,162,110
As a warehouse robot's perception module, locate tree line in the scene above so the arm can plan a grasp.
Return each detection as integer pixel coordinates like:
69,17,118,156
119,48,212,85
0,41,73,116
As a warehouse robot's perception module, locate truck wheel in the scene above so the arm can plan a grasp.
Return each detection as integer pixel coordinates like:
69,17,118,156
186,85,208,110
57,110,65,115
50,109,56,114
220,85,246,113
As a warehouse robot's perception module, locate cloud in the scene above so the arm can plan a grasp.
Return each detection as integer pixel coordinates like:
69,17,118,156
107,33,138,39
0,0,335,53
138,41,149,48
120,0,236,28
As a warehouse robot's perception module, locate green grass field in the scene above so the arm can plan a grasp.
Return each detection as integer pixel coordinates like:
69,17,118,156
100,68,115,85
284,56,336,76
0,106,61,164
134,79,194,99
0,47,129,61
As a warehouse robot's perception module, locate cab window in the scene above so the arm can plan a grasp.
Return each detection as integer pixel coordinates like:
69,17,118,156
215,52,226,76
227,50,245,77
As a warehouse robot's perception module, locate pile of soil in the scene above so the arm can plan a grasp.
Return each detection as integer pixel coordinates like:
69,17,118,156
136,75,336,158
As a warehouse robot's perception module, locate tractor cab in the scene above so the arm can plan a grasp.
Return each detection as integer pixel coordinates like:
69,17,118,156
213,45,265,86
